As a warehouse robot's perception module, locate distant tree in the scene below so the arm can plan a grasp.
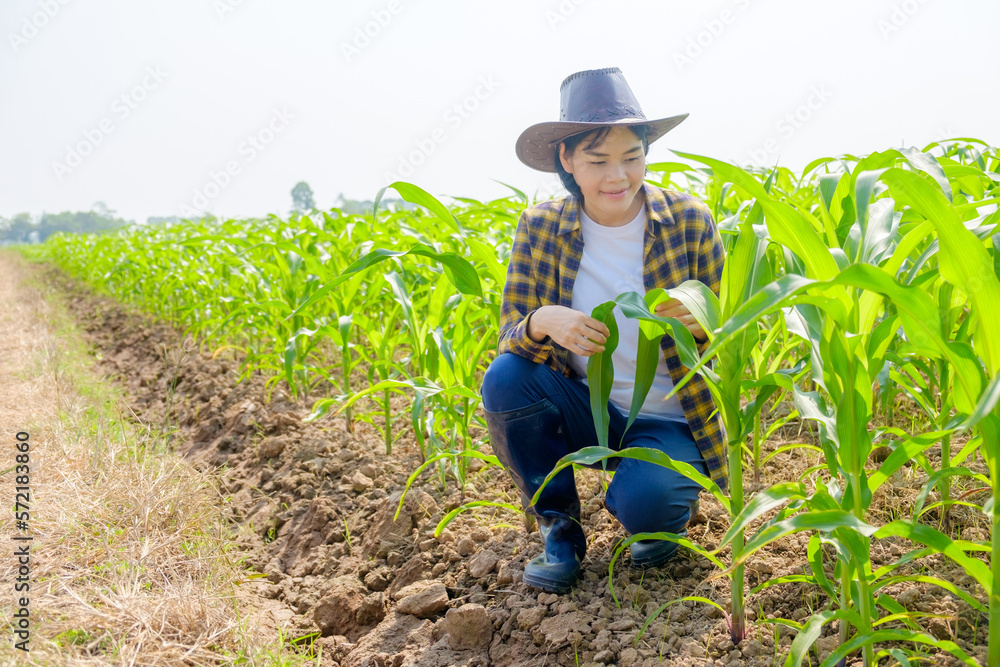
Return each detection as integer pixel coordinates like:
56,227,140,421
0,213,38,244
146,215,181,225
333,192,417,215
0,206,129,244
291,181,316,211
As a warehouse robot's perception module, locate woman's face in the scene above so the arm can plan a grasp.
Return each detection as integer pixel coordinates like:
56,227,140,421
558,125,646,227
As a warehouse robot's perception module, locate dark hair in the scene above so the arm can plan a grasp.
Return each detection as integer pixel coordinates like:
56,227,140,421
554,124,652,199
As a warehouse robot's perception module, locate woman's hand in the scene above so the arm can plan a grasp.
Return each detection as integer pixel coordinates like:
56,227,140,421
654,298,708,343
529,305,610,357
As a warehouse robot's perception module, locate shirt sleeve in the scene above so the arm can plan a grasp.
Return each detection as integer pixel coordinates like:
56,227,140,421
695,204,726,356
497,211,553,364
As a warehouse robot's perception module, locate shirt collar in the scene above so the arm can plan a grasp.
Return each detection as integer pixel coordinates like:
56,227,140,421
557,181,676,236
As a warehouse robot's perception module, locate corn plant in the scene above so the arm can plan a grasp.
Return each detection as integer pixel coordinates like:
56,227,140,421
351,306,408,453
34,137,1000,666
690,163,998,664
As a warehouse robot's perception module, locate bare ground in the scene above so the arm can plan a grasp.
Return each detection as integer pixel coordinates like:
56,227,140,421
13,256,992,666
0,251,311,665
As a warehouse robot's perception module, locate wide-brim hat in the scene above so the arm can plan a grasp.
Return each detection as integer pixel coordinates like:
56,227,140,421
515,67,688,173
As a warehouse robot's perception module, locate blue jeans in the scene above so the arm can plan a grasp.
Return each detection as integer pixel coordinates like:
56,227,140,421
480,352,707,541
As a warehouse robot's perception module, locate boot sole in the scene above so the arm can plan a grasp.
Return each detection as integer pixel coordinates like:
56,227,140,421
630,500,700,568
523,569,576,594
631,549,679,568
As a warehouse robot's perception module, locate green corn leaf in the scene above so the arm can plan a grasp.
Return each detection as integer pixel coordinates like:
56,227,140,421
749,574,817,596
646,161,694,174
792,384,840,476
722,195,768,316
628,318,664,435
883,167,1000,376
608,535,725,608
634,596,727,643
433,500,520,537
736,510,878,565
660,280,721,341
880,648,914,667
830,331,873,480
284,243,482,321
529,445,730,514
717,483,809,550
760,442,823,467
466,237,507,287
822,629,976,667
283,325,329,393
489,178,528,204
375,181,466,236
911,466,990,520
875,594,930,632
868,430,947,493
874,520,992,594
872,575,987,613
956,370,1000,433
807,533,837,599
852,168,886,240
672,152,847,302
613,286,719,437
274,240,330,278
901,145,953,201
586,301,620,450
616,288,704,367
783,609,864,667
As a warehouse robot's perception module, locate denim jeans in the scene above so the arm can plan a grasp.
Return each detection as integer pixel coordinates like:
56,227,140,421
480,352,708,538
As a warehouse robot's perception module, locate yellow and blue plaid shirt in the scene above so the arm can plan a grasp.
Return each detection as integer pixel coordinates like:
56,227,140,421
496,181,729,489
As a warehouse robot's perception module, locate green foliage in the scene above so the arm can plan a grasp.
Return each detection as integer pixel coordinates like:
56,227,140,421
1,204,130,244
31,137,1000,666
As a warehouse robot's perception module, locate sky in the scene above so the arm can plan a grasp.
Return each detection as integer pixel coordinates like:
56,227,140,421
1,0,998,224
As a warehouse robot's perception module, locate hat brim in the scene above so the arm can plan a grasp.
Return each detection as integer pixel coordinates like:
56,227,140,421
514,113,689,173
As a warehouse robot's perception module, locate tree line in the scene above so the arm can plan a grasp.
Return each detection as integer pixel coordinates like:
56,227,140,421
0,205,130,245
2,183,417,245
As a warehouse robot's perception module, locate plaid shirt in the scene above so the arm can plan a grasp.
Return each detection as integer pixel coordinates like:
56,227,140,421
496,181,729,490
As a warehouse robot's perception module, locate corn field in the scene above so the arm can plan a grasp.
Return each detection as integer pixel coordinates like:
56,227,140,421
35,137,1000,666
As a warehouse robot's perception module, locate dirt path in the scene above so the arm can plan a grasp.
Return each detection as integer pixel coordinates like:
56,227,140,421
0,251,297,665
1,251,989,666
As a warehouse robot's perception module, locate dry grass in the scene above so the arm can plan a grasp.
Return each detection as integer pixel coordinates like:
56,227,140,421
0,251,314,666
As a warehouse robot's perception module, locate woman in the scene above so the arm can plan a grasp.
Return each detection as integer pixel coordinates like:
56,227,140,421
479,67,728,594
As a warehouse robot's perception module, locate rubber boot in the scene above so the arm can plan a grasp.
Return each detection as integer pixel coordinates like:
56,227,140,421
522,512,583,593
629,498,700,568
484,398,587,592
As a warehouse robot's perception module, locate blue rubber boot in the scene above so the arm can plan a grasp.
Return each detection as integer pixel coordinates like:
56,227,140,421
629,529,686,567
522,512,585,593
629,499,700,568
483,398,587,593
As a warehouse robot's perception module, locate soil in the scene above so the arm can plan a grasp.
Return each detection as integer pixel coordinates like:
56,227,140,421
39,262,991,667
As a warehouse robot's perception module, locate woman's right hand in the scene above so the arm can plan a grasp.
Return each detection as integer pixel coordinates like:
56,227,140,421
530,305,610,356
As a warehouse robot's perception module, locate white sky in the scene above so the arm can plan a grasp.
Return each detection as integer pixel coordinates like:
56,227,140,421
2,0,998,223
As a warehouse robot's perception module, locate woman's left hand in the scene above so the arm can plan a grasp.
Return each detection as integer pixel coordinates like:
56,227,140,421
654,298,708,343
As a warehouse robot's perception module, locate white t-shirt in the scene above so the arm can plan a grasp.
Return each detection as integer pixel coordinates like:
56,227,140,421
567,202,687,424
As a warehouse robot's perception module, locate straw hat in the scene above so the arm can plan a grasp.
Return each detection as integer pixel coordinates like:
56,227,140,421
514,67,688,173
